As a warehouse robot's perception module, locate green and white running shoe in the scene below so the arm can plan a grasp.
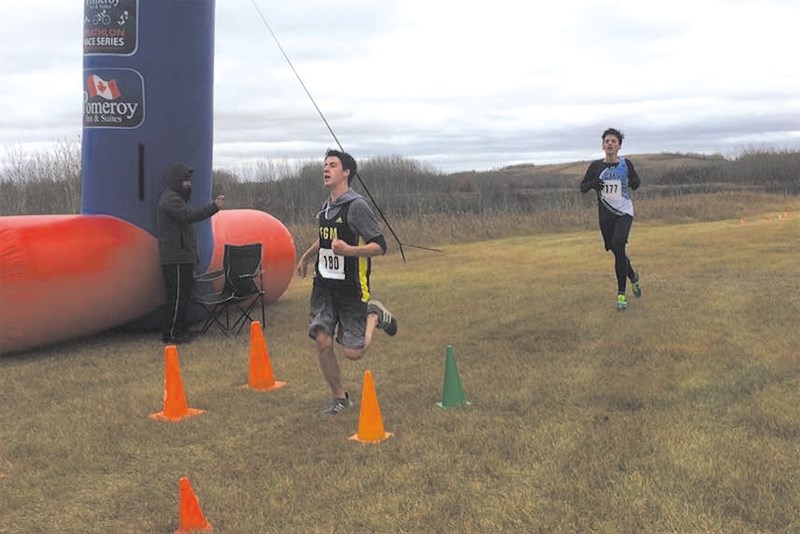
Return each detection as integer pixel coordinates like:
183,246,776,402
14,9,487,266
631,273,642,298
616,294,628,311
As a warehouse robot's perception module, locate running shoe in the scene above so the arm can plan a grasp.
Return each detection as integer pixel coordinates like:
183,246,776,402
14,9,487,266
631,273,642,298
321,392,352,416
367,300,398,336
616,294,628,311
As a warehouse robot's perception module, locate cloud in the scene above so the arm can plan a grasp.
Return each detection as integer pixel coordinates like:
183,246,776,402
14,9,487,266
1,0,798,173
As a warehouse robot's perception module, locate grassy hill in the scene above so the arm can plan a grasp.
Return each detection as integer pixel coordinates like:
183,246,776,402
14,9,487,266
453,152,727,181
442,152,775,200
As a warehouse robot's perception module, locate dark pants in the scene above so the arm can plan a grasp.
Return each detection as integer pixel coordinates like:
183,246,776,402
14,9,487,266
600,215,636,294
161,263,195,340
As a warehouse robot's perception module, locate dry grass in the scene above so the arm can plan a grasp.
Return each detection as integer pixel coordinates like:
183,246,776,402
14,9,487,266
1,198,799,532
288,192,798,256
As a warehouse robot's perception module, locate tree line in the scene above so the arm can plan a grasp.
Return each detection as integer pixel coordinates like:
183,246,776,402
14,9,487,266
1,142,797,220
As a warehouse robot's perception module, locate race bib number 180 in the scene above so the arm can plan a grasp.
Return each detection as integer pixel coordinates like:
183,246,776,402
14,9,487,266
318,248,345,279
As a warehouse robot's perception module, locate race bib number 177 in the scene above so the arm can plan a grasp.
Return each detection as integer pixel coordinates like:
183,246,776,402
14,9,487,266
600,179,623,201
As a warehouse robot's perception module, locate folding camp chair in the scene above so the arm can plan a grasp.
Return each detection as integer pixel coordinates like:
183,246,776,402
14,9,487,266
193,243,266,335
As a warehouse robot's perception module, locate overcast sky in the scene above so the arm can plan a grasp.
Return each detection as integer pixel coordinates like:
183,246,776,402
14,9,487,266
1,0,798,173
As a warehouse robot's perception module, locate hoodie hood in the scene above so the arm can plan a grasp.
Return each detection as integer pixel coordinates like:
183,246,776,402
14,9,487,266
327,189,361,208
166,162,193,192
318,189,363,220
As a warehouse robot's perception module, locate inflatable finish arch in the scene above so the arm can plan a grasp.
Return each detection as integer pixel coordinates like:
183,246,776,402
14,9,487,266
0,0,295,354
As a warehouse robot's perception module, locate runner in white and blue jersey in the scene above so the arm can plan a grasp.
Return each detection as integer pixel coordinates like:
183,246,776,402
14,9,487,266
580,128,642,310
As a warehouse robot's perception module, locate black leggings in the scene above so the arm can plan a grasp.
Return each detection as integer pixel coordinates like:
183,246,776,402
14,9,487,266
600,215,636,294
611,244,636,294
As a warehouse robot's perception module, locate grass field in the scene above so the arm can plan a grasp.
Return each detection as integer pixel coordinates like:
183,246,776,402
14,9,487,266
1,207,798,533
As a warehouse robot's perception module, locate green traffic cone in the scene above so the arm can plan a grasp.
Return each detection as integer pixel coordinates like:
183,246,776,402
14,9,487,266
437,345,470,408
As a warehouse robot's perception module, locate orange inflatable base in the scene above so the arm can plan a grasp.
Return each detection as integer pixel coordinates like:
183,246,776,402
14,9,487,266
0,209,295,354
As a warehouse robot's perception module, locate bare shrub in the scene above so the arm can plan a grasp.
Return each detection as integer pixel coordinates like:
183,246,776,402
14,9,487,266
0,139,81,215
730,147,800,194
2,145,797,223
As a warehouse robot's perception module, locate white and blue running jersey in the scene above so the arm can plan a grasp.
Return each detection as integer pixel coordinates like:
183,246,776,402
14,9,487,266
598,157,635,217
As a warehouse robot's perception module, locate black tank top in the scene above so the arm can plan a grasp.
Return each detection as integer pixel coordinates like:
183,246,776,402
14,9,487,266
315,200,372,301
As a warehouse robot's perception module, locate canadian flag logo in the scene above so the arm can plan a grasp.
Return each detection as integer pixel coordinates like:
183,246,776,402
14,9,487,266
86,74,121,100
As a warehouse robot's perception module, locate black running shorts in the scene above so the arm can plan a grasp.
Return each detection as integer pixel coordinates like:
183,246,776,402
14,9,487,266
600,214,633,251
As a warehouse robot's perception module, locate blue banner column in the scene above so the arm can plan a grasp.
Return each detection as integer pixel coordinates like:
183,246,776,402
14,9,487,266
82,0,216,271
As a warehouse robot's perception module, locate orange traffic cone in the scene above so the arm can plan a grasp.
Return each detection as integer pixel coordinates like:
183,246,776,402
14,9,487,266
175,477,213,533
149,345,205,421
242,321,286,391
739,218,746,226
349,370,393,444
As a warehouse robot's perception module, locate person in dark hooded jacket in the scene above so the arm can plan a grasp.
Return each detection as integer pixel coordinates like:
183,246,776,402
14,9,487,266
157,162,224,343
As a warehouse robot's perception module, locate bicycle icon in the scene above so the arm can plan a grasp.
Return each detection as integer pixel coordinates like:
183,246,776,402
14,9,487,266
92,10,111,26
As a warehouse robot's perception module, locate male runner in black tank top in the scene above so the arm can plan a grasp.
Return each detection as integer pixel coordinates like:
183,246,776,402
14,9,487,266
580,128,642,310
296,149,398,416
